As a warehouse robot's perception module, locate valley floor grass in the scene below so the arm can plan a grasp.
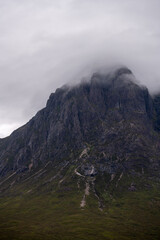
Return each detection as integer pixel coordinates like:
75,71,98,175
0,189,160,240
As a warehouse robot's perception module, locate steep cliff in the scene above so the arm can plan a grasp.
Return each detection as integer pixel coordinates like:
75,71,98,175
0,67,160,179
1,67,160,239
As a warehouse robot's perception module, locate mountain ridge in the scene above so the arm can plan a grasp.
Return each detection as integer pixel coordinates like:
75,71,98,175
1,67,160,239
0,67,160,178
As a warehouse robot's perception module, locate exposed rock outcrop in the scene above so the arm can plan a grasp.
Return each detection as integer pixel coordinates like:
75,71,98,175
0,67,160,178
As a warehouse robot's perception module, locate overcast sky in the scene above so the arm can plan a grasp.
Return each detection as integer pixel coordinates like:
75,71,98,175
0,0,160,137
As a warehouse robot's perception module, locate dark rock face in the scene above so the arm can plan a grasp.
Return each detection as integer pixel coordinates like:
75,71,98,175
0,67,160,177
153,94,160,131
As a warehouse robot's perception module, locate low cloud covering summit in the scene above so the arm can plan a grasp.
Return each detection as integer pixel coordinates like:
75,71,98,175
0,0,160,136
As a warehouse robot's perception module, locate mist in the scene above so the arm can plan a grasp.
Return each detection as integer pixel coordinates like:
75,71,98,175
0,0,160,137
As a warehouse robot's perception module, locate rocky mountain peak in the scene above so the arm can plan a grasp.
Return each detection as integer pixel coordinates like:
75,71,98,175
0,67,159,179
114,67,132,77
89,67,136,90
1,67,160,239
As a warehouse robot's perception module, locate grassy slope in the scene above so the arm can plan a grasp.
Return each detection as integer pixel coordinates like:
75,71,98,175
0,166,160,240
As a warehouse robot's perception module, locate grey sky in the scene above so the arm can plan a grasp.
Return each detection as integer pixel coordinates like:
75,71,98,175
0,0,160,137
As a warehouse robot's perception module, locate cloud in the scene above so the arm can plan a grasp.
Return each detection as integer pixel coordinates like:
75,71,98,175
0,0,160,137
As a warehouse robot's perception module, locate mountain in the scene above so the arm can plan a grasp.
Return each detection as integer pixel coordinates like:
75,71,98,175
0,67,160,240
